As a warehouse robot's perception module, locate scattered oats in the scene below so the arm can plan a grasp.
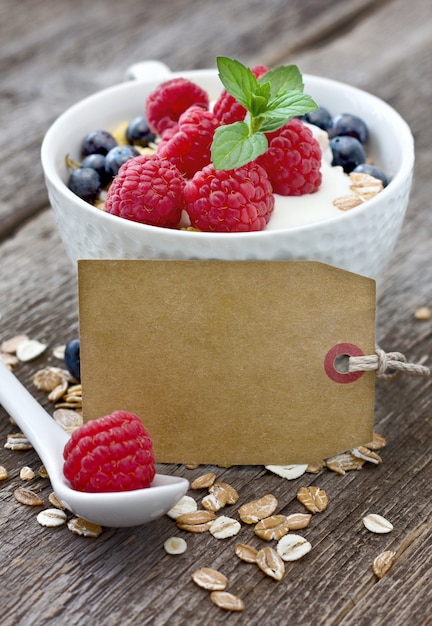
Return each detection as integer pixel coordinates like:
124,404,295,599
209,482,239,505
53,408,83,433
37,508,67,527
349,172,383,200
16,339,47,362
256,546,285,581
255,515,290,542
53,344,66,359
362,513,393,534
48,492,65,509
32,367,70,392
285,513,312,531
297,486,328,513
1,335,29,354
202,491,228,512
20,466,35,481
14,487,44,506
351,446,382,465
164,536,187,555
176,509,216,533
210,516,241,539
48,379,69,403
38,465,49,478
277,534,312,561
306,461,324,474
234,543,258,564
414,306,431,321
190,472,217,490
192,567,228,591
333,194,364,211
363,432,387,451
202,482,238,511
55,396,83,410
0,465,8,480
184,463,200,470
210,591,244,612
0,352,19,369
325,452,365,475
372,550,396,578
238,494,278,524
4,433,33,450
67,517,103,537
166,495,197,519
265,464,308,480
65,384,82,398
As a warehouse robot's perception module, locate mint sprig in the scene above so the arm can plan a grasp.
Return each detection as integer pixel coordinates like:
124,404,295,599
211,57,318,170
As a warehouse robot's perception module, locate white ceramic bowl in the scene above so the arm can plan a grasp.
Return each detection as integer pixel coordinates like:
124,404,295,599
41,61,414,279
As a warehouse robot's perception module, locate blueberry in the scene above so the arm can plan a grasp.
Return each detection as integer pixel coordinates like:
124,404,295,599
352,163,389,187
67,167,101,203
330,113,368,144
126,115,157,147
64,338,80,381
104,145,140,178
304,106,332,131
330,136,366,173
81,130,118,156
81,153,110,187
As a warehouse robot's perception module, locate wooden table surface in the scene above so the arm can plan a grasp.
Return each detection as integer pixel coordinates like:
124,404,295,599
1,1,431,624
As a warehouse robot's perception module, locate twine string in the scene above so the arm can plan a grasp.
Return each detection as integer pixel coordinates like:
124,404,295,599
348,347,430,380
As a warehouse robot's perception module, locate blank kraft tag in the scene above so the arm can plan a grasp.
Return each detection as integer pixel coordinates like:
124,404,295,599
78,260,376,465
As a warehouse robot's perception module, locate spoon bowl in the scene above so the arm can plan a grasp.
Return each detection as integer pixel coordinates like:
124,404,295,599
0,360,189,527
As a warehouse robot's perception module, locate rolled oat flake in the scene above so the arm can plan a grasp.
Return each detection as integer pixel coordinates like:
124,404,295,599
362,513,393,533
164,536,187,555
277,534,312,561
37,508,67,527
16,339,47,362
210,591,244,612
192,567,228,591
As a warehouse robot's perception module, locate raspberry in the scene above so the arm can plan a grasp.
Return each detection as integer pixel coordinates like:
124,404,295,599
184,161,274,232
157,105,220,178
213,65,269,125
63,410,156,493
257,118,322,195
146,77,209,136
105,154,185,228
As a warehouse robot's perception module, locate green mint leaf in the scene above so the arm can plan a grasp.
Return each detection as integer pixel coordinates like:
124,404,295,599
259,92,318,133
216,56,259,110
250,93,270,118
211,123,268,170
211,57,317,169
258,65,304,97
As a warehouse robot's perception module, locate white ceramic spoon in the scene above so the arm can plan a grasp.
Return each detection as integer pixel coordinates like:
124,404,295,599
0,360,189,527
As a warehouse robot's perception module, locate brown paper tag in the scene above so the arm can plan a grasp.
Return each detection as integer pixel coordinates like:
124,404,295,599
78,260,376,465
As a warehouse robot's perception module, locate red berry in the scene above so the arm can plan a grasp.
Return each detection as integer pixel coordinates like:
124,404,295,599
105,154,186,228
184,161,274,232
257,118,322,195
157,105,220,178
63,410,156,493
146,77,209,136
213,65,269,125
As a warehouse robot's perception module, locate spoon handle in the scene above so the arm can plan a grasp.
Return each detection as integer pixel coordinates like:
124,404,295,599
0,360,69,474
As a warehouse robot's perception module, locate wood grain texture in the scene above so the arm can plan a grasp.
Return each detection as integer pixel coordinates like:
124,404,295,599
0,0,431,624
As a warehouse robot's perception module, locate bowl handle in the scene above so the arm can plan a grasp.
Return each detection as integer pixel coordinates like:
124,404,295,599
124,60,172,81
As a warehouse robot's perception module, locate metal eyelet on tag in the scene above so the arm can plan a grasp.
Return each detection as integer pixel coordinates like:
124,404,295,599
324,343,365,384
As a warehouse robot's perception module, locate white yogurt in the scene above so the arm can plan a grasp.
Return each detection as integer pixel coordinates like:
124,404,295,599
267,159,351,230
